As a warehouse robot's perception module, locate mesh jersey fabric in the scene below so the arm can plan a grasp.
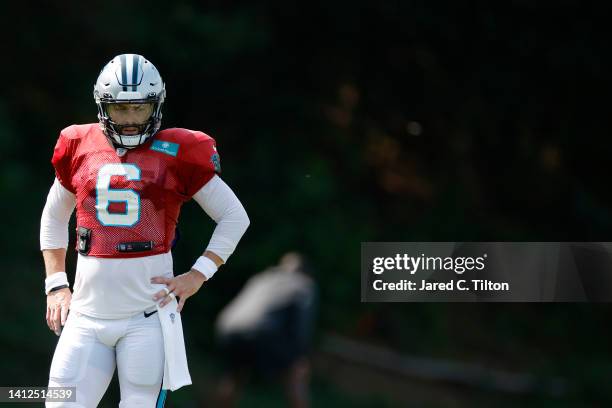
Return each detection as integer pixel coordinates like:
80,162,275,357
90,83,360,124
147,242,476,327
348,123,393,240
51,123,219,258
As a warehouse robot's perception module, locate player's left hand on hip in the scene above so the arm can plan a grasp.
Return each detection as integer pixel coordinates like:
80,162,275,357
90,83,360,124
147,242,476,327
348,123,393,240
151,270,207,312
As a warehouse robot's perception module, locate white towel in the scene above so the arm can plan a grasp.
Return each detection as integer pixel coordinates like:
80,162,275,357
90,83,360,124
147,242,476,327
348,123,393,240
156,298,192,391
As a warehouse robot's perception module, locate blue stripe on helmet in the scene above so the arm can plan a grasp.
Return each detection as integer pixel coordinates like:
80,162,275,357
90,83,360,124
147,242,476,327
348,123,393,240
120,54,128,92
132,54,139,91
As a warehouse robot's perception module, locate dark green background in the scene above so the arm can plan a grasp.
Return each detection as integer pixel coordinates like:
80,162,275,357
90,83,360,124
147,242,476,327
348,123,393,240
1,1,612,406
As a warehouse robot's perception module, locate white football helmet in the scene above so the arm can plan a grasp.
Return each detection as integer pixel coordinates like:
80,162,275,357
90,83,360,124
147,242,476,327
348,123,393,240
93,54,166,148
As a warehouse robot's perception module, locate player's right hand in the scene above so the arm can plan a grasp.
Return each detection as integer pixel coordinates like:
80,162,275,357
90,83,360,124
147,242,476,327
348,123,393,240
46,288,72,336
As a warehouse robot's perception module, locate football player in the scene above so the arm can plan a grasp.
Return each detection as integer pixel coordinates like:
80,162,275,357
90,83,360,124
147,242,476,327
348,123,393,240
40,54,250,407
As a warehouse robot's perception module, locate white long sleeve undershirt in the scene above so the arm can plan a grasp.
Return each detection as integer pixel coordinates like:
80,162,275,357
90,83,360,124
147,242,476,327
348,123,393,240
192,175,250,262
40,178,76,250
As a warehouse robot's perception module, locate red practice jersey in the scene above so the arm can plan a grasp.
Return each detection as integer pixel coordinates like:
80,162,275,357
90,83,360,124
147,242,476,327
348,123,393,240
51,124,220,258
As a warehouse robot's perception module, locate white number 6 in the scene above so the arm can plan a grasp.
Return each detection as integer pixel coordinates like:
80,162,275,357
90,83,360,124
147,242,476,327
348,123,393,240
96,163,141,226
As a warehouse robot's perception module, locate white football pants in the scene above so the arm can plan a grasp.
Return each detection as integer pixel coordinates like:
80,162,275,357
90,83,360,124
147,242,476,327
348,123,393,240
46,309,166,407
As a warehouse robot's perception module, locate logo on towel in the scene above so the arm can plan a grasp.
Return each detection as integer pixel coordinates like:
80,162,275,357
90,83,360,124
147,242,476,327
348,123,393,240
170,313,175,323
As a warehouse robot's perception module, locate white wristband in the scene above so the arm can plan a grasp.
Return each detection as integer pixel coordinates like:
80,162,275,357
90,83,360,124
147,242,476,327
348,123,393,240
191,256,218,279
45,272,69,295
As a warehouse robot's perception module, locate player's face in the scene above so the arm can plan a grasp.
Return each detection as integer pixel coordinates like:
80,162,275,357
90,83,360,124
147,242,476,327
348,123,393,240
107,103,154,135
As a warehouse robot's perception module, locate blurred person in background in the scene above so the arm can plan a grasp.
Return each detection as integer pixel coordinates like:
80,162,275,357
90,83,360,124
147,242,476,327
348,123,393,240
215,252,318,408
40,53,249,407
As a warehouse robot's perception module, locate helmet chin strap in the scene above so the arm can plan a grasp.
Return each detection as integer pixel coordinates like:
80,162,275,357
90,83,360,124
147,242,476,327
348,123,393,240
105,130,146,151
116,133,146,147
107,120,155,149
